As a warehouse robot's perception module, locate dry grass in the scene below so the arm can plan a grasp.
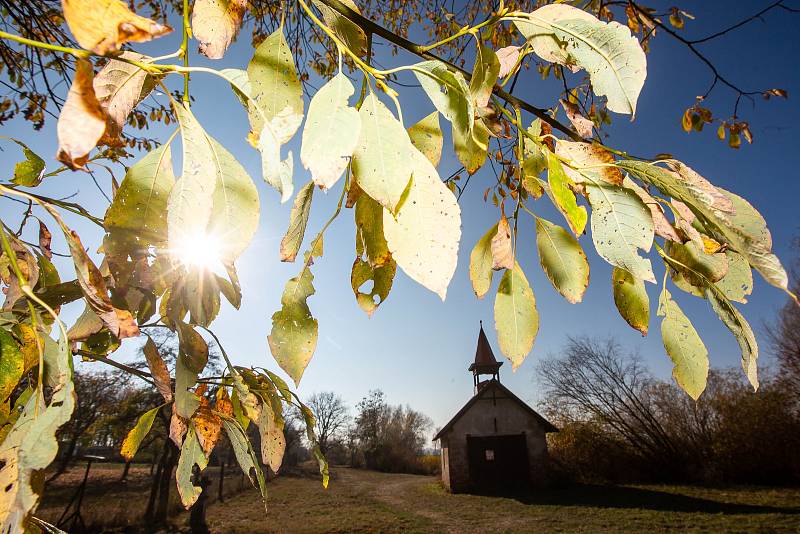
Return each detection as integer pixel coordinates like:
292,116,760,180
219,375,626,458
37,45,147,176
35,462,800,532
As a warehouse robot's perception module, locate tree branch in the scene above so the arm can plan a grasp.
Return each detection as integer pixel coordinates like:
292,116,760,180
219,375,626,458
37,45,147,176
313,0,584,142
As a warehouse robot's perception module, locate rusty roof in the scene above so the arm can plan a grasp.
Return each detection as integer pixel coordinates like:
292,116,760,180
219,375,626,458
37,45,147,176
468,323,502,372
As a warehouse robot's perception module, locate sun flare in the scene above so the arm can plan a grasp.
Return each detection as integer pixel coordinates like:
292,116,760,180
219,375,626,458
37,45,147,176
172,232,223,270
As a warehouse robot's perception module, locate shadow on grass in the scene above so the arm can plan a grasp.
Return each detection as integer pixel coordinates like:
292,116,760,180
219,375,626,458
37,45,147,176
473,485,800,516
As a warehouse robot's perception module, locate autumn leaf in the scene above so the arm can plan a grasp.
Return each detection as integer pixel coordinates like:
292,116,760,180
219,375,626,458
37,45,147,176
62,0,171,54
143,337,173,403
193,406,223,456
559,99,594,138
490,215,514,271
280,181,314,263
192,0,247,59
496,46,521,78
93,52,159,140
556,140,622,185
56,59,107,170
121,405,161,461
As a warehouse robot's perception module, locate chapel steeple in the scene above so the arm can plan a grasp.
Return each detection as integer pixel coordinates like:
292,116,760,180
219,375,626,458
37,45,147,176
468,322,502,393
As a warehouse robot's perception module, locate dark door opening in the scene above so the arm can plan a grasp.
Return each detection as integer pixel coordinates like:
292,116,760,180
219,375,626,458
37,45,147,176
467,434,530,492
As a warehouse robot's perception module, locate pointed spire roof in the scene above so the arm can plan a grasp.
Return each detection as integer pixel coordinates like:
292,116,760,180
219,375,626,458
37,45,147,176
468,322,503,373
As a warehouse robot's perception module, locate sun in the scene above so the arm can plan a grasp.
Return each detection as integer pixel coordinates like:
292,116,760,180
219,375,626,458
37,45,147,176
172,231,223,271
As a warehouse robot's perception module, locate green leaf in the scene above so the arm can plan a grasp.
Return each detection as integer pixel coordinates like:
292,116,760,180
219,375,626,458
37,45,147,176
0,328,23,405
383,146,461,300
168,102,259,262
301,73,361,190
619,160,789,293
352,92,415,212
469,223,498,299
167,102,218,252
252,105,303,203
351,258,396,317
0,330,74,533
494,263,539,370
706,286,759,390
268,269,318,387
352,194,396,316
176,423,209,509
246,28,303,137
280,181,315,263
665,240,728,297
612,266,649,335
657,287,709,400
174,354,200,420
546,150,587,236
220,416,267,505
355,194,391,267
535,217,589,304
516,4,647,116
8,139,45,187
715,251,753,304
469,44,500,108
585,183,655,283
120,405,161,461
407,111,443,167
208,137,260,262
413,61,473,137
105,143,175,244
312,0,367,56
453,118,490,174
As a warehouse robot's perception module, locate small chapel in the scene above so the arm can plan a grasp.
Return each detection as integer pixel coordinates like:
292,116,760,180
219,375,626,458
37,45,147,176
433,324,558,493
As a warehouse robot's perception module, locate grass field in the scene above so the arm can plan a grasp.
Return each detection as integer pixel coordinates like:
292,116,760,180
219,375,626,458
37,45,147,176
37,463,800,532
207,466,800,533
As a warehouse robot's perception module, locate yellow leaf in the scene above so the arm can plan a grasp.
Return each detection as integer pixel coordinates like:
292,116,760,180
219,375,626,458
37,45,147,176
62,0,172,54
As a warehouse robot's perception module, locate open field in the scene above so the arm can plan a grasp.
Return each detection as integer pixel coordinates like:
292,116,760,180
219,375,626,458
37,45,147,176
37,463,800,532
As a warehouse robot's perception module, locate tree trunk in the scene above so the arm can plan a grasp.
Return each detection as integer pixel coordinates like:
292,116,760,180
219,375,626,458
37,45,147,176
189,468,210,534
47,435,79,482
143,441,178,529
154,442,178,525
217,458,225,503
144,443,168,527
120,460,132,482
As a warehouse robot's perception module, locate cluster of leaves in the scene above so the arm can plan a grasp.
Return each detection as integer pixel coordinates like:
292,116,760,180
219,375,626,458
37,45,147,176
0,0,796,530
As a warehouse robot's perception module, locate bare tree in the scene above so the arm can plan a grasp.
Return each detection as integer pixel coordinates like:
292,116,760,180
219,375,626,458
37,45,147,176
768,240,800,396
538,337,681,473
306,391,350,456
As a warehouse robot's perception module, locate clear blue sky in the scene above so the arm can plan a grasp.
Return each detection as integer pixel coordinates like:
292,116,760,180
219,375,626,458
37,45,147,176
1,1,798,430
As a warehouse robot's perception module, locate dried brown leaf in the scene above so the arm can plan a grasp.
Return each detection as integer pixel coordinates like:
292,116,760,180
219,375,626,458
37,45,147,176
56,59,107,170
490,215,514,271
559,99,594,138
192,0,247,59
